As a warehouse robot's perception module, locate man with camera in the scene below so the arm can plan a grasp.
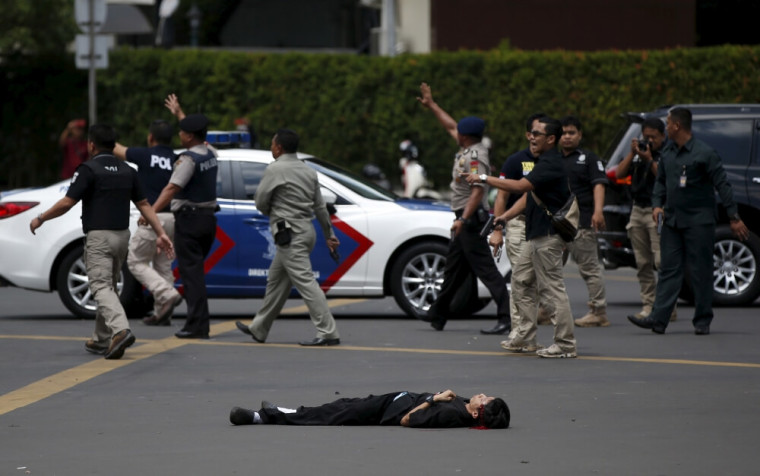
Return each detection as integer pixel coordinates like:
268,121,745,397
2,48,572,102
615,117,676,323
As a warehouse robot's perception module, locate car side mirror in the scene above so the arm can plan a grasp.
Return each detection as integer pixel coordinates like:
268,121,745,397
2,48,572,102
322,188,338,215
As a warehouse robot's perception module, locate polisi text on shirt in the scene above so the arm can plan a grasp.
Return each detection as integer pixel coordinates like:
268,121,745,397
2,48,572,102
150,154,173,171
200,157,218,172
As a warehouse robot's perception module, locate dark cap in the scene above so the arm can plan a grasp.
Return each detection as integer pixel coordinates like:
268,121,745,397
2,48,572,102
179,113,209,133
457,116,485,136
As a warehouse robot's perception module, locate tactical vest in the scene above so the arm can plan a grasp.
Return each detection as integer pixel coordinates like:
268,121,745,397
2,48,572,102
175,149,217,203
81,154,135,232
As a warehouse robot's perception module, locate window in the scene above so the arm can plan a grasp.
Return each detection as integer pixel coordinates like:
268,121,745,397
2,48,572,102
239,162,268,200
692,119,752,167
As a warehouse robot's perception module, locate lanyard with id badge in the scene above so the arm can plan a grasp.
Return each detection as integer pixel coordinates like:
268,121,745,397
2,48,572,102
679,164,687,188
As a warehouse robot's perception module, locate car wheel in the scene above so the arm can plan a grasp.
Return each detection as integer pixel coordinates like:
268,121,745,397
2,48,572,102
390,241,494,319
56,245,127,319
390,242,448,319
679,227,760,306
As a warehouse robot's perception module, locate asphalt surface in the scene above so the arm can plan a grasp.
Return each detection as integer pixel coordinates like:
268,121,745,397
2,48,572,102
1,263,759,476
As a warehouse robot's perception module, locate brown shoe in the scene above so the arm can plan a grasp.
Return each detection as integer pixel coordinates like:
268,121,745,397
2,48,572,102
574,307,610,327
84,339,108,355
148,293,183,326
105,329,136,360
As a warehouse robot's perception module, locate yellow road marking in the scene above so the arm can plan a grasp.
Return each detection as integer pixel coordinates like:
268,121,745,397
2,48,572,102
2,294,759,416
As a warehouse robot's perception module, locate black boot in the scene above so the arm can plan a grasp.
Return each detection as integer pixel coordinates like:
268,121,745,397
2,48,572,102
480,317,510,335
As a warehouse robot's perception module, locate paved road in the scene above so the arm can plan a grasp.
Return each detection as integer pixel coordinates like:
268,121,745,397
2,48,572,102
1,264,759,475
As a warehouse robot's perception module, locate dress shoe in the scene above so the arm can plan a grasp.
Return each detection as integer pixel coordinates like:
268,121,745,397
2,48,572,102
261,400,278,410
694,326,710,335
627,315,666,334
236,321,265,343
229,407,256,425
150,293,183,326
480,322,510,335
175,329,210,339
430,321,445,331
104,329,136,360
417,312,433,323
143,314,171,326
84,339,108,355
298,337,340,346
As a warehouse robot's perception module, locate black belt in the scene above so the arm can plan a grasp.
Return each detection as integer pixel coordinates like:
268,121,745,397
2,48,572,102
175,205,217,215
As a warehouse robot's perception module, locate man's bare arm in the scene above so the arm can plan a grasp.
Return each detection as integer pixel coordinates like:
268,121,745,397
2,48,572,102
416,82,458,142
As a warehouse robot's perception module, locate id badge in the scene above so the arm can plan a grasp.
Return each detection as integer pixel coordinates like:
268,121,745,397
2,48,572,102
679,174,687,188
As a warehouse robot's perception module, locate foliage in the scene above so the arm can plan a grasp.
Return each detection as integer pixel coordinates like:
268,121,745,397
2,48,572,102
3,45,760,189
0,0,78,56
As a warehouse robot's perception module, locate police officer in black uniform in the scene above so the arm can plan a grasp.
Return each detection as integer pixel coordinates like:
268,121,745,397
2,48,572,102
30,124,174,359
152,105,218,340
114,120,182,326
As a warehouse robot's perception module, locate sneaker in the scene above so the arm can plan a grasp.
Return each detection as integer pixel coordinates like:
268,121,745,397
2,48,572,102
537,344,577,359
84,339,108,355
501,340,543,353
575,311,610,327
104,329,136,360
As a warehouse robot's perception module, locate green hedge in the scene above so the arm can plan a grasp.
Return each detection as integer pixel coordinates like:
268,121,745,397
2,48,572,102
3,45,760,189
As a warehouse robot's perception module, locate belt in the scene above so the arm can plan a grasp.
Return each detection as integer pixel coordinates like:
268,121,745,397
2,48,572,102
175,205,217,215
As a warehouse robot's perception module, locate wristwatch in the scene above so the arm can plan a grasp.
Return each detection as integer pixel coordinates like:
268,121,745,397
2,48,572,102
425,394,436,405
729,213,741,222
479,174,488,183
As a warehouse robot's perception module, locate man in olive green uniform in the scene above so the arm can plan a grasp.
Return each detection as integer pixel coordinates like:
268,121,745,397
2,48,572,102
628,107,750,335
236,129,341,346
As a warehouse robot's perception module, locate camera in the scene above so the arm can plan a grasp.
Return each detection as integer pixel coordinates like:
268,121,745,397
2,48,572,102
638,140,650,152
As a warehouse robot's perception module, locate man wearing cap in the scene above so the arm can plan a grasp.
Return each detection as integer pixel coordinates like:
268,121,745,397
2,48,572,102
154,94,218,339
31,124,174,360
416,82,510,332
114,120,182,327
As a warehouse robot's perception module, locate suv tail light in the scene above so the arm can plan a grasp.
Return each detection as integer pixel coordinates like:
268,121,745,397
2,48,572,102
0,201,39,219
606,167,631,185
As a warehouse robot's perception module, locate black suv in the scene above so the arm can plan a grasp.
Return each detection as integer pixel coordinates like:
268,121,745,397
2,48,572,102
599,104,760,306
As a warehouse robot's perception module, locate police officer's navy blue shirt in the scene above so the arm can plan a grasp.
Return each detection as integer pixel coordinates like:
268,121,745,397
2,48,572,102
563,148,608,229
125,144,176,211
66,153,145,233
524,149,571,241
499,148,536,211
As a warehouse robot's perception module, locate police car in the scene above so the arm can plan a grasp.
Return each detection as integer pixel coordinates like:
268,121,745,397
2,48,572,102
0,132,510,320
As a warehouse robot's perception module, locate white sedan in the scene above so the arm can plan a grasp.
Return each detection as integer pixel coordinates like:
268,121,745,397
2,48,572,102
0,148,510,319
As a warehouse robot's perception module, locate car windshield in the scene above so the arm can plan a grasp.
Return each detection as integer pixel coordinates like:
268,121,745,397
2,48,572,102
604,119,642,168
305,158,397,201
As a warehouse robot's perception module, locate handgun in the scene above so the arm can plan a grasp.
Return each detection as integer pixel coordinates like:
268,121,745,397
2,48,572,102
479,215,495,238
330,248,341,264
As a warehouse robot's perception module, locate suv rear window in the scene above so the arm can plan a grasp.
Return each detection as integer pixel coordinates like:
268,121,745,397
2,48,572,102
692,119,753,167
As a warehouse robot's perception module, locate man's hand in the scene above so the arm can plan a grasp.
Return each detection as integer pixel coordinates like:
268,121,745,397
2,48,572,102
591,210,606,232
327,236,340,252
416,82,434,109
488,228,504,252
450,219,464,237
156,234,175,260
29,216,42,235
434,390,456,403
459,172,481,185
730,219,750,241
634,139,653,162
652,207,664,224
165,93,185,120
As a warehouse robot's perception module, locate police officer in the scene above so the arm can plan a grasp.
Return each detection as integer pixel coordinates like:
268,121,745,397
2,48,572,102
235,129,341,345
114,120,182,326
615,117,676,322
416,82,510,332
30,124,174,359
559,116,609,327
628,107,750,335
154,98,218,340
467,117,577,358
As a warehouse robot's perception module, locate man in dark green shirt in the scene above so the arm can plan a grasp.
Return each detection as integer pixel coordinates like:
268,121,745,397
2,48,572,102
628,107,749,335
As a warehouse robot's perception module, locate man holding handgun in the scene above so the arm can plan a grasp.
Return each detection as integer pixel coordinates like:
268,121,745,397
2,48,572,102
416,83,510,332
235,129,341,346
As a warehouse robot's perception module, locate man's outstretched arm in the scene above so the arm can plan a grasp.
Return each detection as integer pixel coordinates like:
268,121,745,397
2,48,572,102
416,83,458,142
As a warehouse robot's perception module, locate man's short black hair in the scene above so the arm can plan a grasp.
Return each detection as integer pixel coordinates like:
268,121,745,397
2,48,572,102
483,398,510,429
641,117,665,134
88,124,117,151
526,112,547,133
539,117,562,144
150,120,174,145
560,115,583,131
669,107,692,131
275,128,299,153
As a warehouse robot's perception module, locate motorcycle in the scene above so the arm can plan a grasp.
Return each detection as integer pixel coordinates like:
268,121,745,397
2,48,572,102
398,140,442,200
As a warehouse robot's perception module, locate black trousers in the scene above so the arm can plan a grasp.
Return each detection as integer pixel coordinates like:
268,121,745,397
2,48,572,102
259,392,408,426
174,211,216,334
651,223,715,329
428,223,509,325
